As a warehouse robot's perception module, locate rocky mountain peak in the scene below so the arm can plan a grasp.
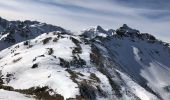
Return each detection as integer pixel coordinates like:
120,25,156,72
96,25,107,33
122,24,129,29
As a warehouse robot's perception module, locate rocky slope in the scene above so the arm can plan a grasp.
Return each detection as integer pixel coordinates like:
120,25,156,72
0,17,65,51
0,18,170,100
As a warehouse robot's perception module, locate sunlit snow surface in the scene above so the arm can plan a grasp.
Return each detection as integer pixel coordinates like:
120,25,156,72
0,89,34,100
0,33,85,99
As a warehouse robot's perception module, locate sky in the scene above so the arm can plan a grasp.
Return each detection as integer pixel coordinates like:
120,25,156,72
0,0,170,43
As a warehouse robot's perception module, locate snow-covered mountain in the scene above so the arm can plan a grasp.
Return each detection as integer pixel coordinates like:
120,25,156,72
0,18,170,100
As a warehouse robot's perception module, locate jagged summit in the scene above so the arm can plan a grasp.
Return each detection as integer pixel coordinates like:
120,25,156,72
96,25,107,33
116,24,140,36
0,17,170,100
82,25,115,39
82,24,158,42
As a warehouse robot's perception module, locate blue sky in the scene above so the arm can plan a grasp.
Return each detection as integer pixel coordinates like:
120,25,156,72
0,0,170,42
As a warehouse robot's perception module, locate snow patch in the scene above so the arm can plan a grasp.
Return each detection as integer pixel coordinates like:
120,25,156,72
0,89,34,100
